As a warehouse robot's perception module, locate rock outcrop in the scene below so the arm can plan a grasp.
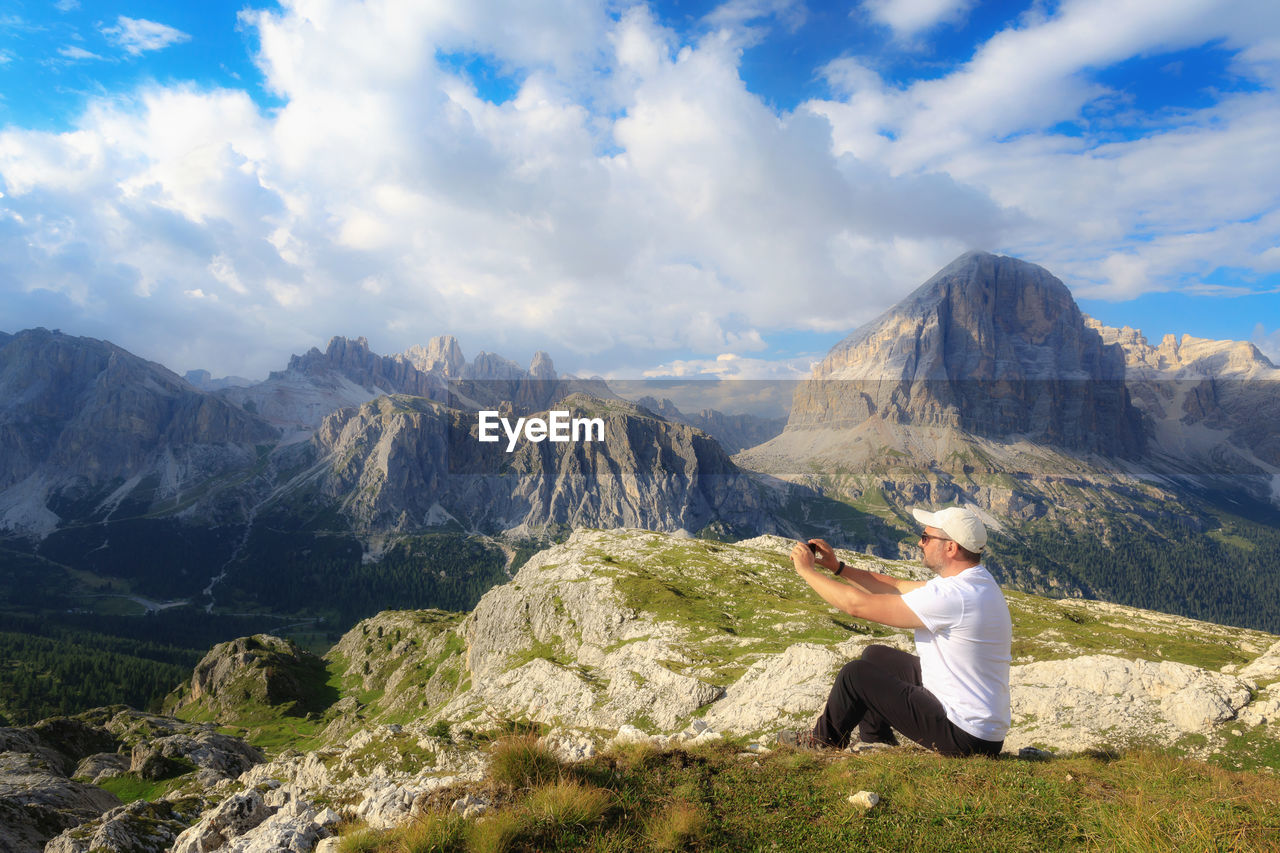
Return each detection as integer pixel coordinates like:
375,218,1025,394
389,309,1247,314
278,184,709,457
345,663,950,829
0,707,270,852
44,798,204,853
303,530,1280,764
1007,655,1253,753
166,634,329,721
0,750,122,853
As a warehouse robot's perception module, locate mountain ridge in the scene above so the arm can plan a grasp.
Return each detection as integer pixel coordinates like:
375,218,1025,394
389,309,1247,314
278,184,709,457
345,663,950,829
3,250,1280,642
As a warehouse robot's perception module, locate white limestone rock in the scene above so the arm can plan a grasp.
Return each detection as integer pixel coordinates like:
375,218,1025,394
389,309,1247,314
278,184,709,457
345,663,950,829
451,793,489,819
44,799,202,853
1237,691,1280,728
609,725,652,747
1239,639,1280,685
702,643,844,734
225,805,325,853
172,790,272,853
848,791,880,811
601,641,723,730
463,657,602,728
544,730,597,762
1007,654,1253,753
73,752,129,784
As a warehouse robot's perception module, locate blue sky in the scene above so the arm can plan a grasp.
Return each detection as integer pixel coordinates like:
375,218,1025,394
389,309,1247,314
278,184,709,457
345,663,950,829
2,0,1278,380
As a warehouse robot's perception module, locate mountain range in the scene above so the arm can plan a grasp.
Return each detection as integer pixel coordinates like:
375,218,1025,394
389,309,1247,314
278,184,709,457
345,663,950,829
2,251,1279,649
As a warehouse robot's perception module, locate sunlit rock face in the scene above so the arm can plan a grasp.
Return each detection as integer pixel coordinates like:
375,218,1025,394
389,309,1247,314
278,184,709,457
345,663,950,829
787,251,1143,457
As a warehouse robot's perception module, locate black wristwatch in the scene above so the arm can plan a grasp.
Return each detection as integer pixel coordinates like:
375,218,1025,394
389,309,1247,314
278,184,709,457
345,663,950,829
835,561,846,577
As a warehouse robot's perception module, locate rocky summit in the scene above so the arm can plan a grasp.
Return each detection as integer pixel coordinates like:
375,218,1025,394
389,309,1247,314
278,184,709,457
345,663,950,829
3,530,1277,852
785,251,1143,456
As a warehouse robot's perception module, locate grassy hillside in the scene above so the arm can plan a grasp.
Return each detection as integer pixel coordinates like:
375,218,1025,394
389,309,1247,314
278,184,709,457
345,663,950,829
163,531,1278,773
333,736,1280,853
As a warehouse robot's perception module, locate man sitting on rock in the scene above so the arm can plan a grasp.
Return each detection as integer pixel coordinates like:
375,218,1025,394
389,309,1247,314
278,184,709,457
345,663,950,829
781,506,1011,757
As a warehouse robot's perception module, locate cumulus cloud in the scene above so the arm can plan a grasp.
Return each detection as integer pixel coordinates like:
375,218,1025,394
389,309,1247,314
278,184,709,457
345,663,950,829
862,0,975,39
811,0,1280,302
636,352,811,380
704,0,808,33
2,0,1011,377
101,16,191,56
1,0,1278,379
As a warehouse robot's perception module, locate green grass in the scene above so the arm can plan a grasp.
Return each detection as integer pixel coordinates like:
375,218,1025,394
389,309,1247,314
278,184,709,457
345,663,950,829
595,536,894,684
487,736,564,789
335,739,1280,852
1005,589,1268,670
95,770,191,804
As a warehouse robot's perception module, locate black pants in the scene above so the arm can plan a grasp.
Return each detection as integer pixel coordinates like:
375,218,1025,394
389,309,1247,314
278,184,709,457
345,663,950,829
813,644,1002,757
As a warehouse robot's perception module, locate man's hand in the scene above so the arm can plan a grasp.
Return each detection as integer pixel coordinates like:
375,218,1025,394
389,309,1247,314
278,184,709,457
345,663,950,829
807,539,840,573
791,541,816,573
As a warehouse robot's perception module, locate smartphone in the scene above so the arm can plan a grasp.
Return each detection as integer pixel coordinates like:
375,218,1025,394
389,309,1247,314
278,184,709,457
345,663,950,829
807,542,818,554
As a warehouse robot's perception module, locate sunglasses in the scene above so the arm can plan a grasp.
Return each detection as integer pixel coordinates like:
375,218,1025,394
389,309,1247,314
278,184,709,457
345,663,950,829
918,532,953,545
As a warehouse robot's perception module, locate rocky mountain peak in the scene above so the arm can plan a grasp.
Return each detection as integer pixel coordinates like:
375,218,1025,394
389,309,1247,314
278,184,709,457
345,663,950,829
1085,316,1279,378
465,351,524,381
819,251,1107,381
786,252,1142,455
284,336,376,378
529,350,556,380
0,329,276,533
401,336,466,376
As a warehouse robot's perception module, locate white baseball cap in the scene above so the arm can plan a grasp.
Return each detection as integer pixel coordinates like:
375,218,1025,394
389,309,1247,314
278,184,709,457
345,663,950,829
911,506,987,554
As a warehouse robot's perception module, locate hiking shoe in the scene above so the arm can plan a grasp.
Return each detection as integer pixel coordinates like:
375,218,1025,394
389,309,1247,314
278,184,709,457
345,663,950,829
776,729,833,752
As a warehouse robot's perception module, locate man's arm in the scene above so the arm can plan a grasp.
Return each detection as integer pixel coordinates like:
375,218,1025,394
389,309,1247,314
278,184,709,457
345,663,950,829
807,539,926,595
792,542,924,630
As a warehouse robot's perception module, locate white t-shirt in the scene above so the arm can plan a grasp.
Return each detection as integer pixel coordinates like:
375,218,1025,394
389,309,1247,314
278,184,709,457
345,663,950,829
901,565,1012,742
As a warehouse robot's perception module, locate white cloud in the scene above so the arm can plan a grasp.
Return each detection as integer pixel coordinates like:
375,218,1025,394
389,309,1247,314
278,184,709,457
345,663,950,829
862,0,974,39
1253,324,1280,364
57,45,103,62
705,0,808,34
101,16,191,56
54,0,80,11
637,352,810,380
811,0,1280,304
1,0,1279,378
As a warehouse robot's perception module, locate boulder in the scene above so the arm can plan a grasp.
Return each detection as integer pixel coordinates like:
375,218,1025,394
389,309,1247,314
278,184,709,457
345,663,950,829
1007,654,1253,753
171,789,272,853
44,797,203,853
702,643,845,734
1239,639,1280,685
150,732,264,782
168,635,328,718
74,752,129,784
0,750,121,852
